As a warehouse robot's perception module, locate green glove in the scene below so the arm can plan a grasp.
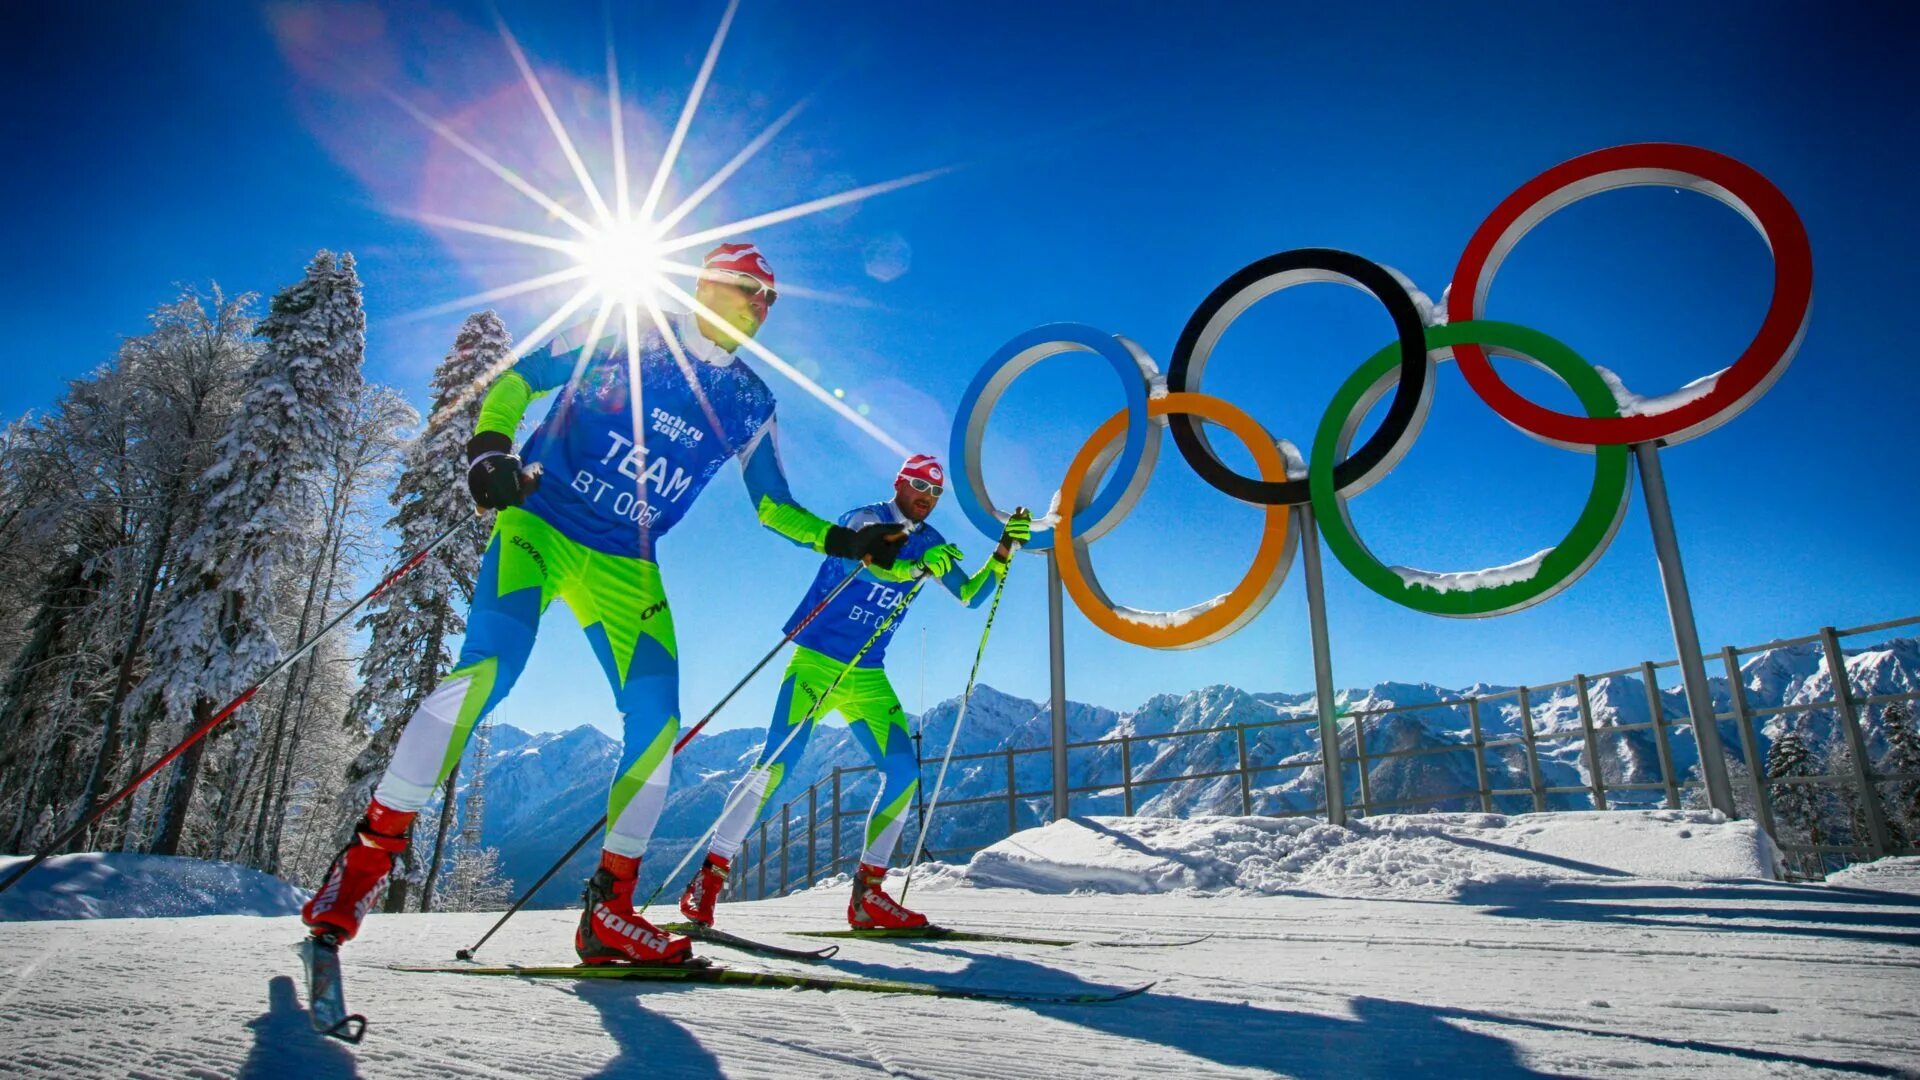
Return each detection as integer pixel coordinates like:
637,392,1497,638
998,508,1033,552
919,543,964,579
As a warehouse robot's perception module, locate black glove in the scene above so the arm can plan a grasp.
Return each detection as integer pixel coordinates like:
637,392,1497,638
466,432,533,510
822,521,908,569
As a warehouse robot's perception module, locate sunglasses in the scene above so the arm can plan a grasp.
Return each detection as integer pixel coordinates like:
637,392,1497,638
718,271,777,306
903,476,943,497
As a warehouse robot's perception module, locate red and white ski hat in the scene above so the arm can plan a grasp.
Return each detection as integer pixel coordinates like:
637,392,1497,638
702,242,776,306
898,453,944,489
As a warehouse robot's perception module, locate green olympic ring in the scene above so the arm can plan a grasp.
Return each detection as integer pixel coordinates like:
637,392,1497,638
1308,320,1633,618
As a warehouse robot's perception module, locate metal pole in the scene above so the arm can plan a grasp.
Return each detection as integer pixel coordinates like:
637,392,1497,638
1633,442,1736,815
1574,674,1609,810
1721,646,1779,841
806,783,818,887
1120,735,1135,816
1047,549,1070,822
831,767,843,875
778,807,790,896
1641,662,1682,810
1296,505,1346,826
1466,698,1493,813
1517,686,1547,813
756,819,768,900
1235,726,1254,814
1005,748,1018,836
1820,626,1893,857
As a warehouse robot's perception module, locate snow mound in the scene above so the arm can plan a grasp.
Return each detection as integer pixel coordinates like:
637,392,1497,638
960,811,1780,900
1824,856,1920,895
0,853,309,921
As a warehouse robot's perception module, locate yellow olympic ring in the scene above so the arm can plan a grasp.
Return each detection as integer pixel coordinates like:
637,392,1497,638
1053,393,1295,650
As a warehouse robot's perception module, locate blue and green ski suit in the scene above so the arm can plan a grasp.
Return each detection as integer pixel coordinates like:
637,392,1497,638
374,312,841,858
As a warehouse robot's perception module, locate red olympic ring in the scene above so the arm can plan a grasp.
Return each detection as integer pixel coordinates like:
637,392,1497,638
1447,142,1813,447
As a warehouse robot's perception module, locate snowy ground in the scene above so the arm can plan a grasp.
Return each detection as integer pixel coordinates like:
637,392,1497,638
3,815,1919,1078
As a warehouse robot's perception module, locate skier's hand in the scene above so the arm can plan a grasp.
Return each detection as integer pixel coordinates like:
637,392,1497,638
824,522,908,569
998,508,1033,553
918,543,963,579
467,432,533,510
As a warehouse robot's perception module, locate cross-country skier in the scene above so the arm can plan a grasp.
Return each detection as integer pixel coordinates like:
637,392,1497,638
302,243,910,966
678,459,1030,931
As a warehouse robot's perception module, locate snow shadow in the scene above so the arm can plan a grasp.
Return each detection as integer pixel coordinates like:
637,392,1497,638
568,980,724,1080
818,946,1558,1077
1456,879,1920,949
238,975,361,1080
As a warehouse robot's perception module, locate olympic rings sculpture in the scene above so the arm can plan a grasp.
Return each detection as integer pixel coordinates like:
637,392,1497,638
950,142,1812,650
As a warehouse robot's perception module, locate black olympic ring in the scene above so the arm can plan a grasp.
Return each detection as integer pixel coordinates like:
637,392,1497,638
1166,247,1432,507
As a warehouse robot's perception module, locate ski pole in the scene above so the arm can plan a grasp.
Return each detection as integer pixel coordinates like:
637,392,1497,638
636,571,932,917
0,515,480,896
455,553,882,960
901,551,1018,902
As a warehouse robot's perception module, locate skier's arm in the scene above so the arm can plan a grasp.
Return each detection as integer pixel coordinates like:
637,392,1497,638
473,338,579,438
739,418,836,550
949,508,1031,605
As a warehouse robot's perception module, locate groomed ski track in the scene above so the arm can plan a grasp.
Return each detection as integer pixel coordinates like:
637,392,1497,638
3,875,1918,1077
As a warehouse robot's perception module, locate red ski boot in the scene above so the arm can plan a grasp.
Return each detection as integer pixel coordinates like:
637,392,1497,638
302,800,415,943
677,854,730,927
848,862,929,930
575,852,695,965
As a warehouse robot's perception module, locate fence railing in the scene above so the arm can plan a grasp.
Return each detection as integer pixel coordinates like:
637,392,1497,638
729,614,1920,898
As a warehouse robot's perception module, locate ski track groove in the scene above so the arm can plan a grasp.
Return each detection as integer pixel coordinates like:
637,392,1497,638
2,880,1916,1078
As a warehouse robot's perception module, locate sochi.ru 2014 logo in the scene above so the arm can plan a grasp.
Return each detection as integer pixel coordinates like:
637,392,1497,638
951,143,1811,650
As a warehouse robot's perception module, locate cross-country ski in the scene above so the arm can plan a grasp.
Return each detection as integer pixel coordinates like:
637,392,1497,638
394,961,1154,1005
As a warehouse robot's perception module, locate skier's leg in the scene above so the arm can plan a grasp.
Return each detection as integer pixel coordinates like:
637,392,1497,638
682,650,832,924
842,672,918,868
308,509,559,941
708,649,835,861
371,509,557,813
565,551,693,963
841,669,928,929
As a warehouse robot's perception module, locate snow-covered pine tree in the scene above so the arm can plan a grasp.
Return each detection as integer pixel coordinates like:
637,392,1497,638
1882,703,1920,849
130,251,366,856
337,310,506,908
437,722,510,912
1764,723,1824,868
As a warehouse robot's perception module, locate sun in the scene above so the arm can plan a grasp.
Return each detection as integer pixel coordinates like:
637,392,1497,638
395,0,946,457
580,219,667,307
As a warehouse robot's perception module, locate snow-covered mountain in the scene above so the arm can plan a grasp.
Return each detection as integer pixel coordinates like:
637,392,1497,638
462,636,1920,905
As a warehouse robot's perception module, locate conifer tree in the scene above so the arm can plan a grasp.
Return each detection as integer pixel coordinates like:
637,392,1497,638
1765,724,1824,852
132,252,366,855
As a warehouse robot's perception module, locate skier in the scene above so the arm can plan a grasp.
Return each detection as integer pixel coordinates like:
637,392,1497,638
678,457,1030,931
302,242,910,966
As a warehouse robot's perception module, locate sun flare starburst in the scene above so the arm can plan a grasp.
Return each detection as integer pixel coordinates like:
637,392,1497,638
400,0,931,457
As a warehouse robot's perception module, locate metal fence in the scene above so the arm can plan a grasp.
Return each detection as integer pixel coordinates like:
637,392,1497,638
730,614,1920,898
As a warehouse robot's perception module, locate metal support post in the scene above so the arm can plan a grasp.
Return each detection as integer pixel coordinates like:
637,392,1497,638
1517,686,1547,812
806,784,818,886
1235,726,1254,814
1047,549,1070,822
1820,627,1893,856
756,819,768,900
1720,647,1778,841
831,768,843,874
1466,698,1493,813
1296,505,1346,826
1641,662,1681,809
779,809,790,897
1120,735,1135,815
1633,442,1737,815
1574,675,1609,810
1005,748,1019,836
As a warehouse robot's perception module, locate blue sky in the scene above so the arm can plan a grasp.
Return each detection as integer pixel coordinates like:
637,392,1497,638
5,1,1917,740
